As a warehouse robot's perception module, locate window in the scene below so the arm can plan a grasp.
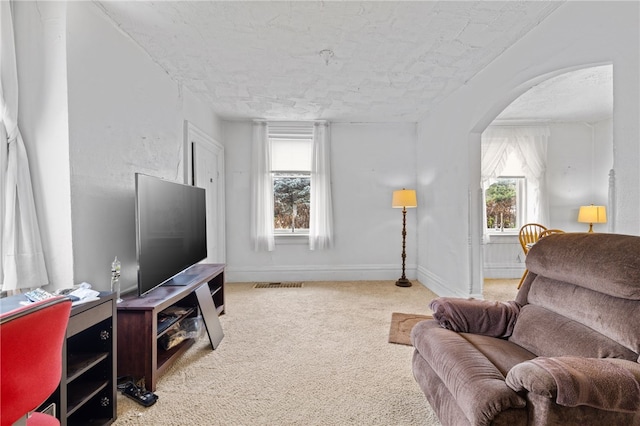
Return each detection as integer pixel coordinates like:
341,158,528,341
270,131,313,234
485,151,526,231
251,121,332,251
485,177,525,231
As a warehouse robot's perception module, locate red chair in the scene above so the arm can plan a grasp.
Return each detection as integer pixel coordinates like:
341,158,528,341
1,297,72,426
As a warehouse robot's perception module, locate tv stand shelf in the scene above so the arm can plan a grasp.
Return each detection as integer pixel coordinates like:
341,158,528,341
117,263,225,391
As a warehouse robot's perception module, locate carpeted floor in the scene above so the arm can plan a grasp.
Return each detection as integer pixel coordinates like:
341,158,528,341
114,279,519,425
483,278,520,301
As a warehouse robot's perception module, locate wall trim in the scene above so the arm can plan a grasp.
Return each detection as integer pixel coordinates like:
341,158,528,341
483,263,525,279
226,263,417,283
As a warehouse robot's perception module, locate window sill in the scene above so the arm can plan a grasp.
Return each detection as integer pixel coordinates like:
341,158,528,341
487,230,518,236
275,234,308,245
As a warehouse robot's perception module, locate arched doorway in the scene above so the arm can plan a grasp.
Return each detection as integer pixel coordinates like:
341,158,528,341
472,64,613,292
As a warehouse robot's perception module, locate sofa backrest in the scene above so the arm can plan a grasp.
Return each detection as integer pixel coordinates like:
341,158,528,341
509,233,640,362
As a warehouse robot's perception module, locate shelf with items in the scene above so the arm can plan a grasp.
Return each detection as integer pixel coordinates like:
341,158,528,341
157,305,196,337
117,264,225,391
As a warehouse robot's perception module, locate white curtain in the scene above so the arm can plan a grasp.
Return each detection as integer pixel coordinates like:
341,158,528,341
0,1,49,290
481,126,550,236
309,122,333,250
250,121,275,251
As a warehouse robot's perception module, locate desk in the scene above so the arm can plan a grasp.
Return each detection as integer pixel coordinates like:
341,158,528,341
1,293,117,425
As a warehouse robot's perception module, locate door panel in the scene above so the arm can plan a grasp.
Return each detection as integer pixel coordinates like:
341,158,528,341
186,122,225,264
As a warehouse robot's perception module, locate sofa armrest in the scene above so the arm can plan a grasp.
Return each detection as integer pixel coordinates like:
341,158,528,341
506,357,640,413
428,297,521,337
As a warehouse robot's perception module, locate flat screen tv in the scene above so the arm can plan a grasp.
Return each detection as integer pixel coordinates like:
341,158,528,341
135,173,207,296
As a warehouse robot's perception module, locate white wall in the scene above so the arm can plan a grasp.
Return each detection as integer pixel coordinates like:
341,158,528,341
418,1,639,297
547,121,612,233
482,235,522,279
67,2,224,293
223,121,417,282
13,2,224,292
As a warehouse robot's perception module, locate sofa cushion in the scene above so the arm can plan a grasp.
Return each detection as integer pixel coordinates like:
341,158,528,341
460,333,536,376
509,305,638,360
412,350,528,426
412,320,526,425
525,275,640,356
526,233,640,300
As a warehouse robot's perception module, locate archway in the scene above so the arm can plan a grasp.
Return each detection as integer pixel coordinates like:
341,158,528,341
471,64,613,290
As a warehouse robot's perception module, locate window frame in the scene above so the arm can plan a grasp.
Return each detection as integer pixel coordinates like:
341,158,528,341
269,133,313,236
272,171,311,235
485,176,526,234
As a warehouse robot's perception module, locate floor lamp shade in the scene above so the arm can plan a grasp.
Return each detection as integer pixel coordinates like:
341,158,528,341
392,189,416,287
392,189,417,209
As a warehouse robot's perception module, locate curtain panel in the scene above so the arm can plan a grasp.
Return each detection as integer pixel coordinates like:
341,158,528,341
1,1,49,290
250,121,275,251
309,122,333,250
481,126,550,239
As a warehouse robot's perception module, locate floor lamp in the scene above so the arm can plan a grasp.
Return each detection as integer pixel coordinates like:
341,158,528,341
392,189,417,287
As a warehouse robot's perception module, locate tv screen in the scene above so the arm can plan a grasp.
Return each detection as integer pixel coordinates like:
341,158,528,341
135,173,207,296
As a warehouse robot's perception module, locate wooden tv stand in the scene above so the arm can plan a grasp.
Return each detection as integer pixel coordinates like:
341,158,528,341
117,263,225,391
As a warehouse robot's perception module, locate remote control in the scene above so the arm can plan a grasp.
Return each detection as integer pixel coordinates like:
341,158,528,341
24,288,55,303
122,383,158,407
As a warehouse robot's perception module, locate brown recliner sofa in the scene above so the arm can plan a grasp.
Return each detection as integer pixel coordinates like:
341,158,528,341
411,232,640,426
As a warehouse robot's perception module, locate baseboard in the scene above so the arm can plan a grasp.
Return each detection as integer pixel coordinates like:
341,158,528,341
417,266,481,298
225,263,417,283
483,263,525,279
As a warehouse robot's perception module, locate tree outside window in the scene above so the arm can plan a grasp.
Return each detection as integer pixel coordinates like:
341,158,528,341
486,178,517,230
273,174,310,232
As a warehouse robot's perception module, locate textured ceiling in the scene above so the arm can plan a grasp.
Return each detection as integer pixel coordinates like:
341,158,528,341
497,64,613,123
94,1,609,123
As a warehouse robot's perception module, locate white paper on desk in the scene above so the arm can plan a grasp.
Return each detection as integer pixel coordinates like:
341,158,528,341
69,287,100,301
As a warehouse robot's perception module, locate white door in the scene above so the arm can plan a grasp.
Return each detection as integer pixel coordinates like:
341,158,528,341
185,122,225,264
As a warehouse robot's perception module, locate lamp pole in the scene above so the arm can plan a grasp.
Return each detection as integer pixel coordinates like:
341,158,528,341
396,206,411,287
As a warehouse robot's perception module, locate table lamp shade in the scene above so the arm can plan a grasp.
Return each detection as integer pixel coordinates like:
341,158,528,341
578,205,607,224
392,189,417,208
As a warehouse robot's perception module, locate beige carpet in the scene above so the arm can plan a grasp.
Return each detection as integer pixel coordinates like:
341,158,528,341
114,281,441,425
483,278,520,301
114,279,519,425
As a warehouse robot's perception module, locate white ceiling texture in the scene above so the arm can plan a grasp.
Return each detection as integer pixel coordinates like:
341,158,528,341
95,1,611,123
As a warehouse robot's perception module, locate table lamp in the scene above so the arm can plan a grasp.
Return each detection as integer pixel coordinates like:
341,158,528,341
578,204,607,232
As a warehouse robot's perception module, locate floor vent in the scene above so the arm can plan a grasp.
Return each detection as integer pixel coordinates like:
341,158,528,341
253,282,304,289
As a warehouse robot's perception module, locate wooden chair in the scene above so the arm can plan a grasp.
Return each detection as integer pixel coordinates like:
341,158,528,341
517,223,547,289
539,228,565,239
